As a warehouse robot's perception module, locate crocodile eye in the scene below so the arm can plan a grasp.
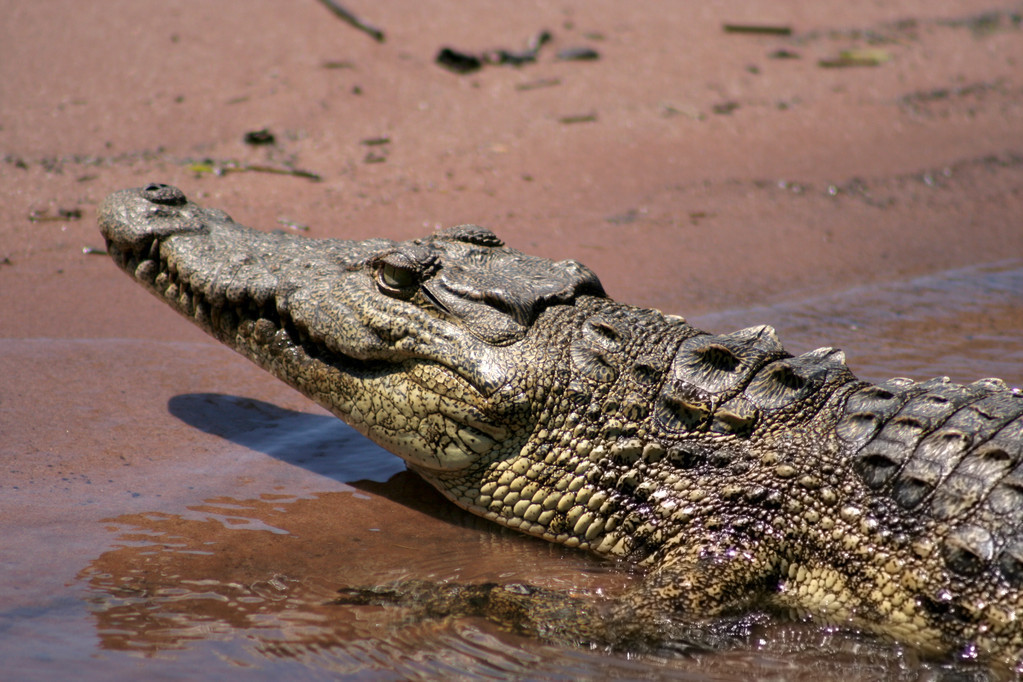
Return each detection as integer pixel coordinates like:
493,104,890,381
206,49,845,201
373,255,421,298
380,262,417,290
371,246,437,299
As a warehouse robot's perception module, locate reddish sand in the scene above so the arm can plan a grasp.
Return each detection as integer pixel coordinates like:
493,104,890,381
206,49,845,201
2,1,1022,677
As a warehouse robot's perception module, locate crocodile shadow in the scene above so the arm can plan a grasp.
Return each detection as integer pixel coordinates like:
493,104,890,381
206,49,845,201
166,391,503,529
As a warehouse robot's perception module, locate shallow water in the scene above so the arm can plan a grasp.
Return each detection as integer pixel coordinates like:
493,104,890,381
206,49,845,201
3,261,1021,680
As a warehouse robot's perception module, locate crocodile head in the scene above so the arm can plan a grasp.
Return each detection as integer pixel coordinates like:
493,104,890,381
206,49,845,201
99,184,605,476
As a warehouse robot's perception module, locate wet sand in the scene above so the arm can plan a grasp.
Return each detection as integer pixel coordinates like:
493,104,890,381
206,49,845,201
2,1,1023,678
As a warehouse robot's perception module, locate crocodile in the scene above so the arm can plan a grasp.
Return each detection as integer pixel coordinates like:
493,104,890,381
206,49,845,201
99,183,1023,669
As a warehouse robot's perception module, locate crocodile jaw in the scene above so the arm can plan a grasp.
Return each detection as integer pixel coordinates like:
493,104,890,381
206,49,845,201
98,184,522,472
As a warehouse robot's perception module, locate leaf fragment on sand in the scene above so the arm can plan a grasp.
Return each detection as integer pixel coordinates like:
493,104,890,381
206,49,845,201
819,48,892,68
558,113,598,124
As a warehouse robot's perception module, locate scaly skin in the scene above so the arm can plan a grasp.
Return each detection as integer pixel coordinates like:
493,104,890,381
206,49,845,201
99,184,1023,669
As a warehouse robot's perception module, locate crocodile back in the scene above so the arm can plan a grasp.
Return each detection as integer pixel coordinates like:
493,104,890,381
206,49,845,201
840,377,1023,581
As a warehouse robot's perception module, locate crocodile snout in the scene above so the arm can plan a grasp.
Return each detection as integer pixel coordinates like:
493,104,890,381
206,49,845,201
98,183,207,258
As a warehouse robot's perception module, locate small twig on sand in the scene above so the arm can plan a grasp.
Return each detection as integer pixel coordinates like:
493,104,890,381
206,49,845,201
242,164,323,181
316,0,385,43
722,23,793,36
558,112,598,124
187,160,323,182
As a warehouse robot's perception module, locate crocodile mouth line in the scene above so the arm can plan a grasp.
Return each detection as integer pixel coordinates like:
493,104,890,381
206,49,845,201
106,235,505,439
107,236,379,378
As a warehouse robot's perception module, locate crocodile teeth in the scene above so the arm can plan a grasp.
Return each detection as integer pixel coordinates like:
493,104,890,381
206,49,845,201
134,259,158,283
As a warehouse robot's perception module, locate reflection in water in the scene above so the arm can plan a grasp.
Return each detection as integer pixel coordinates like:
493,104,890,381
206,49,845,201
78,490,642,678
80,492,929,680
77,262,1022,680
81,497,330,657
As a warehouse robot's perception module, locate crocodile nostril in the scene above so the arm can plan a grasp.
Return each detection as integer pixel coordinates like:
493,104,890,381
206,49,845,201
142,183,187,206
